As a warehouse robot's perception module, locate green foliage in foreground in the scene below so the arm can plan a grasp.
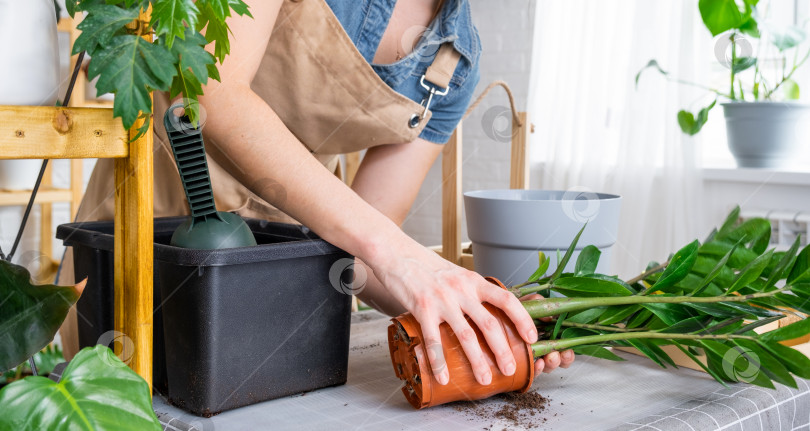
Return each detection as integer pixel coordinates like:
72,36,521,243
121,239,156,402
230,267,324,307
516,206,810,389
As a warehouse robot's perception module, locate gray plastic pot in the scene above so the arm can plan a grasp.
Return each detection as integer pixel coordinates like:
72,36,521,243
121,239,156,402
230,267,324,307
464,189,622,287
723,102,810,169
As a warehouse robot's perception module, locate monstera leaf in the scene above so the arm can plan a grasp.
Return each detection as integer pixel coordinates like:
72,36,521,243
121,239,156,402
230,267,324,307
0,345,160,431
0,260,85,372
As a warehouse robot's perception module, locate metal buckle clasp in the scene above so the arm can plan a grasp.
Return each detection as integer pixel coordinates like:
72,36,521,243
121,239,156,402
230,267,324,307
410,75,451,128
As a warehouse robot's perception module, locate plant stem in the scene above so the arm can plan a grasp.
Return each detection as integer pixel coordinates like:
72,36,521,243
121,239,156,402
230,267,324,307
531,331,757,357
554,321,648,333
517,283,551,297
522,289,787,320
765,47,810,99
730,33,737,100
627,260,669,286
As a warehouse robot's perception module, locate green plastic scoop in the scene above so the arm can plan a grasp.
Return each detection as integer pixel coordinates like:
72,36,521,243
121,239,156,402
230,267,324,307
164,103,257,249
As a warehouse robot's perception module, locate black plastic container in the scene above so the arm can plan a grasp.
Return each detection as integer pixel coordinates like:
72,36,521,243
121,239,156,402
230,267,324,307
57,216,353,416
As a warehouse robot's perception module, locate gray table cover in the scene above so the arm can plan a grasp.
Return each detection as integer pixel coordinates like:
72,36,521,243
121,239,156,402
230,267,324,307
154,311,810,431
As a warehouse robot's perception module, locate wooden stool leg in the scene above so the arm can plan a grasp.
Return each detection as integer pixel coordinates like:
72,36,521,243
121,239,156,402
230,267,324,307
114,115,154,392
510,112,529,189
441,126,462,265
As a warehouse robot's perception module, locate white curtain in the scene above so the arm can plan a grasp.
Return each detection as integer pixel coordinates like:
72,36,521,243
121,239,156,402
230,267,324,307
529,0,711,278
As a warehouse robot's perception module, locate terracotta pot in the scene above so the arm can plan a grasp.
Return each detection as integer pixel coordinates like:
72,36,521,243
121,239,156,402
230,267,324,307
388,277,534,409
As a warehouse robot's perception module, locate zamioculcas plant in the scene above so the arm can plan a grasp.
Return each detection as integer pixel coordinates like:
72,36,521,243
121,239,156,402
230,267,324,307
389,207,810,409
65,0,252,135
0,260,161,430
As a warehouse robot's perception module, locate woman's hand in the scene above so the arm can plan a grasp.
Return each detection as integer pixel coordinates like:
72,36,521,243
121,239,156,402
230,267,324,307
366,236,539,386
521,293,576,375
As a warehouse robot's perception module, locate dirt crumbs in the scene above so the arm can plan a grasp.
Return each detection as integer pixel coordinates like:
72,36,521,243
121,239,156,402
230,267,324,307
450,391,552,429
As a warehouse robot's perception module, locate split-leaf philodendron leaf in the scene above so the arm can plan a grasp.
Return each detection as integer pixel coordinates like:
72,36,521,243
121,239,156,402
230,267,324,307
0,260,85,372
518,206,810,391
0,345,160,431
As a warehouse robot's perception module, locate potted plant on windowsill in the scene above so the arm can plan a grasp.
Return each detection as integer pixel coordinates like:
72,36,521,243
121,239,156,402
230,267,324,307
637,0,810,169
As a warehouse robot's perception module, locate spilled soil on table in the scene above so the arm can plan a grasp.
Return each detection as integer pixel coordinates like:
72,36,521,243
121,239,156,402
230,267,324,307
451,391,552,429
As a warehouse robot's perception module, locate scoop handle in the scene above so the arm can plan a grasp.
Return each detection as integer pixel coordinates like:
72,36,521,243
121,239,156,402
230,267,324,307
163,103,220,223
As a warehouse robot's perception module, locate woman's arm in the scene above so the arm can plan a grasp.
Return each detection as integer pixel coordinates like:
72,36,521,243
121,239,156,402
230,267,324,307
351,140,575,376
195,3,538,387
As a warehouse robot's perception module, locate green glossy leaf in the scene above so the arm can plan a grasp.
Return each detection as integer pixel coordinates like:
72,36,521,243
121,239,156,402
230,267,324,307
686,302,740,318
527,252,550,283
598,305,641,325
759,341,810,379
672,341,728,385
151,0,199,47
734,315,784,335
575,245,601,276
717,206,741,237
626,308,654,329
716,218,770,249
89,35,177,128
566,307,607,324
642,302,695,326
733,339,797,388
572,345,625,361
698,316,744,334
732,56,757,74
764,237,801,290
652,240,700,292
700,240,759,268
626,339,673,368
552,312,567,339
0,346,160,430
699,0,746,36
728,249,773,294
550,224,587,283
788,244,810,285
553,276,634,297
783,79,801,100
658,315,713,334
559,327,599,339
768,25,807,51
739,16,760,38
761,317,810,343
0,260,82,372
692,244,736,296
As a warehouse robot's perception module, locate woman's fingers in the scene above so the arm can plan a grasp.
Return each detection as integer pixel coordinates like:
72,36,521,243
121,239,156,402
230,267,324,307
418,321,449,385
465,303,517,378
479,281,538,345
445,310,494,385
559,349,575,368
534,357,545,374
542,351,562,373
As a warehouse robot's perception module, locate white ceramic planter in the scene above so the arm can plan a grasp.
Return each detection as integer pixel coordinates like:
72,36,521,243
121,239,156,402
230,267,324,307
464,189,622,287
0,0,60,190
722,102,810,169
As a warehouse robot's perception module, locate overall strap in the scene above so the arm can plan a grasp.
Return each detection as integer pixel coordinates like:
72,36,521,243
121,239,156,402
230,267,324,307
425,43,462,89
411,43,461,128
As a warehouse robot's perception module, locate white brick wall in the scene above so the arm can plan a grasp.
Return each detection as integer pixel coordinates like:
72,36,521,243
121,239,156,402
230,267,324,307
402,0,537,245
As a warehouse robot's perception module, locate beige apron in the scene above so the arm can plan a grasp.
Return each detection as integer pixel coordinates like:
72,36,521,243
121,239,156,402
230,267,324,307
59,0,461,357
